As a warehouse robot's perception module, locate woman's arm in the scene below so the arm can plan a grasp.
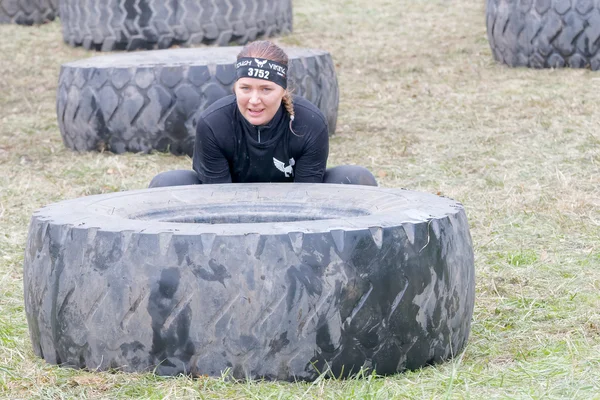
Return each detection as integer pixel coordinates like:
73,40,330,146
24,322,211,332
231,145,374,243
192,118,232,184
293,126,329,183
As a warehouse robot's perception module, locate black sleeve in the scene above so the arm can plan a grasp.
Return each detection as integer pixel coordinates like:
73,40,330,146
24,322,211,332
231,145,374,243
192,117,232,184
293,126,329,183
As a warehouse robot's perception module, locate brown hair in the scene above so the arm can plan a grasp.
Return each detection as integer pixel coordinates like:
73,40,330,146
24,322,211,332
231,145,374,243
237,41,295,124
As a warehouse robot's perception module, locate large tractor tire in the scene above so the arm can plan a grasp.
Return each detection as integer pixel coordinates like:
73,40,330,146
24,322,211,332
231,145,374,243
56,47,339,156
0,0,57,25
24,184,475,381
487,0,600,69
59,0,293,51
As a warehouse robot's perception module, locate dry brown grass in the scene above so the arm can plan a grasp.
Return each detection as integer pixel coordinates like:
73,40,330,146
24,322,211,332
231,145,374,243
1,0,600,398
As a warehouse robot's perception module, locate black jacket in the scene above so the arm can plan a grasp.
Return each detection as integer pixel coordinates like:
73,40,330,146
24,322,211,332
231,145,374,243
192,95,329,183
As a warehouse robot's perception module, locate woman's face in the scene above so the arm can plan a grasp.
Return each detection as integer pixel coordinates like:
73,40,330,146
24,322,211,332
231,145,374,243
235,77,286,126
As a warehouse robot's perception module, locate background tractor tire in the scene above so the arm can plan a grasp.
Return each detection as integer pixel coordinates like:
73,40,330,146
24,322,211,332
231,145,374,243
59,0,293,51
487,0,600,69
24,184,475,381
56,47,339,155
0,0,57,25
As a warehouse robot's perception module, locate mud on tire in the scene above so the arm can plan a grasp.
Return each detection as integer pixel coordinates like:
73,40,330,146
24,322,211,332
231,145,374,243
24,184,475,381
487,0,600,69
59,0,292,51
0,0,57,25
57,47,339,155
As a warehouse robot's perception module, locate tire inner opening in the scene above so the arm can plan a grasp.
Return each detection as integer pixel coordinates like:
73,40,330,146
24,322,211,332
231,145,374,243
130,204,370,224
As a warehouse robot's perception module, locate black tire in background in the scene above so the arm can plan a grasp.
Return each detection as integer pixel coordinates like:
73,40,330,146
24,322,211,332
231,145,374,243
56,47,339,155
0,0,57,25
58,0,292,51
487,0,600,69
23,184,475,381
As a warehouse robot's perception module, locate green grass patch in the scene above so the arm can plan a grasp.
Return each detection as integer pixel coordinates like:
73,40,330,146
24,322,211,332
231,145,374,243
506,249,538,267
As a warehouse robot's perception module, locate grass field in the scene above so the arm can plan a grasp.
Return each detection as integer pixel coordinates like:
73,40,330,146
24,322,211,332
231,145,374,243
1,0,600,398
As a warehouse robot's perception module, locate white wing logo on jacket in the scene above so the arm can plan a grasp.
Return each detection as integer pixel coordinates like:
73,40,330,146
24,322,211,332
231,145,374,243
273,157,295,177
255,58,268,68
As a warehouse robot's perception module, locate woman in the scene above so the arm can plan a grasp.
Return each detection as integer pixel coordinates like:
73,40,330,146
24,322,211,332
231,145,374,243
149,40,377,187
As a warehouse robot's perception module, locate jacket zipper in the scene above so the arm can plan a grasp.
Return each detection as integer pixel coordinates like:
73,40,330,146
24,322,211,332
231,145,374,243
258,127,261,143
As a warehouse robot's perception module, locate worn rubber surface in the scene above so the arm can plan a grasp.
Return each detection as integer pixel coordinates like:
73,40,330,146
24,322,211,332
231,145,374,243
24,184,475,381
59,0,292,51
57,47,339,155
487,0,600,69
0,0,57,25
